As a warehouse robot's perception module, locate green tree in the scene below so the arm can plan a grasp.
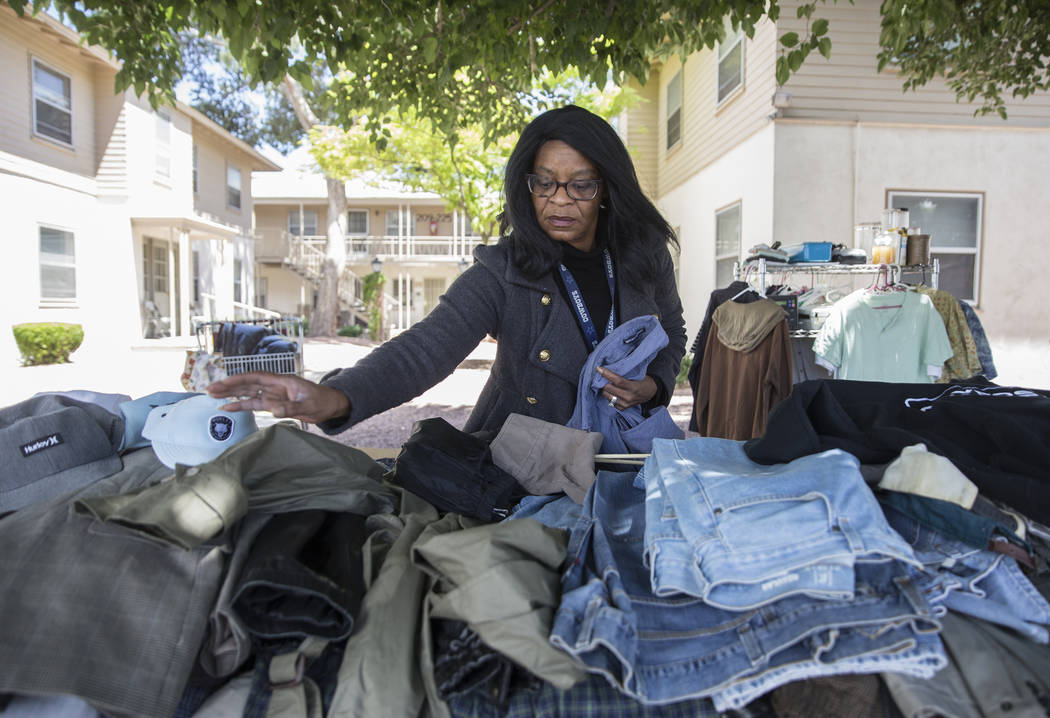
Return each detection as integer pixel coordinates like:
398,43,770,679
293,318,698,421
11,1,821,142
310,68,635,243
877,0,1050,120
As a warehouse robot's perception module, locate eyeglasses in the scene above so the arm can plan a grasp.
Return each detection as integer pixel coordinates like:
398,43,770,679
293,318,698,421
526,174,601,201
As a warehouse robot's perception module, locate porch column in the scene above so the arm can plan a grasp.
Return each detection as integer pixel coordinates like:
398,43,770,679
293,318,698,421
177,227,192,336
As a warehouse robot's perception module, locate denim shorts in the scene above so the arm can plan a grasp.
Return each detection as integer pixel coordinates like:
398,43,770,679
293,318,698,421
882,501,1050,644
642,438,919,609
550,470,946,706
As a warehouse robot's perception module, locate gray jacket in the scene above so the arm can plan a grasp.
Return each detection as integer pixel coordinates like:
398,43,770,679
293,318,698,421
320,238,686,436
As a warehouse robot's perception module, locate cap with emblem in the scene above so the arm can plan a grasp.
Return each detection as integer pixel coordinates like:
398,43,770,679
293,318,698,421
142,394,258,469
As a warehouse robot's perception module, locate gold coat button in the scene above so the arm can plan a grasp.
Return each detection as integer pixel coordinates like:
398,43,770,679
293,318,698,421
540,294,552,306
538,349,551,362
526,396,538,405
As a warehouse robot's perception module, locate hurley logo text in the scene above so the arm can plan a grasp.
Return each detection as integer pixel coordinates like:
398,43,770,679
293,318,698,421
21,433,64,457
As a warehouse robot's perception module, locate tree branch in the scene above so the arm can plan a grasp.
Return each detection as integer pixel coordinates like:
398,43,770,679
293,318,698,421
507,0,558,36
282,74,320,130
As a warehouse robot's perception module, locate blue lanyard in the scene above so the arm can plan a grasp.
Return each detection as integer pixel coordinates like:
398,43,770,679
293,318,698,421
558,248,616,349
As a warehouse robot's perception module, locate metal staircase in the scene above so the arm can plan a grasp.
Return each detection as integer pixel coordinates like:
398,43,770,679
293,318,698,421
284,235,370,325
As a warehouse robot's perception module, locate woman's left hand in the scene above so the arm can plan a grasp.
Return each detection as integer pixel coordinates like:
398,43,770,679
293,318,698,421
597,367,658,410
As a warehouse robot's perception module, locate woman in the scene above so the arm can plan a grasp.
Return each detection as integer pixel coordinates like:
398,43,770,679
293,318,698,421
209,105,686,438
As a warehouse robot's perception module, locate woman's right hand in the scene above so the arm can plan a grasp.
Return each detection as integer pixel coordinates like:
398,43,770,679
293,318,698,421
207,372,351,424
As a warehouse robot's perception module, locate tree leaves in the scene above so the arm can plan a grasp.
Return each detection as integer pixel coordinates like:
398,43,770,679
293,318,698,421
17,0,1042,128
877,0,1050,117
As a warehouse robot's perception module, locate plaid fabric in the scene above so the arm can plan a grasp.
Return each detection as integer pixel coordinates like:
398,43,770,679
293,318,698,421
447,673,721,718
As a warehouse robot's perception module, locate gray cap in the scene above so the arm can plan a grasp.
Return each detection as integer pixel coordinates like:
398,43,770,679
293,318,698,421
0,394,124,512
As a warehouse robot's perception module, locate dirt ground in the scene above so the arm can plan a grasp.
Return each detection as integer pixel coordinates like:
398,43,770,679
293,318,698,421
309,380,699,450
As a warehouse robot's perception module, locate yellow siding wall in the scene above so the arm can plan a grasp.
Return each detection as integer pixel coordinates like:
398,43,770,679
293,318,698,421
777,0,1050,125
622,76,660,198
93,70,126,195
192,126,257,232
0,6,110,177
654,18,779,197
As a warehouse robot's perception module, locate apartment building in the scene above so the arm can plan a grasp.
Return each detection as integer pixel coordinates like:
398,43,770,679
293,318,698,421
620,0,1050,388
1,6,279,366
252,152,477,335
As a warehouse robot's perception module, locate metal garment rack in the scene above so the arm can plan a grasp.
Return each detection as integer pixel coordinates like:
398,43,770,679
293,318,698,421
733,258,941,338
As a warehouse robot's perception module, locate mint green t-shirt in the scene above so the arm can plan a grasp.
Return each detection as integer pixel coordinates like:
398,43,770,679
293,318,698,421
813,289,953,383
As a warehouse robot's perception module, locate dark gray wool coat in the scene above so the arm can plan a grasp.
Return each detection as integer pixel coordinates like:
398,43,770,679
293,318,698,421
318,237,686,437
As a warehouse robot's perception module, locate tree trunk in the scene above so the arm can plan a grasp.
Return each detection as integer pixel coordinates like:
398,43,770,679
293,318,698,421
282,75,346,337
311,177,347,336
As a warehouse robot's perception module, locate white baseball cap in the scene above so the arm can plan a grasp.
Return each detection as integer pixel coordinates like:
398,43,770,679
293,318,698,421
142,394,258,469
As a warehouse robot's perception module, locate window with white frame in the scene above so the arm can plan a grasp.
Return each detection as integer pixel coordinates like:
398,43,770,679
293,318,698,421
32,59,72,146
39,226,76,300
715,202,742,288
233,258,243,303
192,144,199,194
347,209,369,235
888,190,983,302
717,18,745,103
151,242,168,294
155,111,171,179
226,164,242,209
666,70,682,151
288,209,319,236
385,209,401,237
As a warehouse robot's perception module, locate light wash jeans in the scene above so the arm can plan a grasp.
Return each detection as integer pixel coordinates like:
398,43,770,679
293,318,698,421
508,493,582,533
882,501,1050,644
643,437,919,609
550,469,946,707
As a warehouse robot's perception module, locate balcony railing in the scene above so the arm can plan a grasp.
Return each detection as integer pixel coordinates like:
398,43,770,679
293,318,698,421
285,232,476,264
279,232,474,335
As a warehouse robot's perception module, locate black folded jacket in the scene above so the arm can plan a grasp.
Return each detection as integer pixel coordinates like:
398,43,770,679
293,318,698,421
391,418,526,522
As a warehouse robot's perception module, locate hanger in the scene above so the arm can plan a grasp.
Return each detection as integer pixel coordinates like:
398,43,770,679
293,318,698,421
730,263,765,300
867,266,904,308
866,265,891,294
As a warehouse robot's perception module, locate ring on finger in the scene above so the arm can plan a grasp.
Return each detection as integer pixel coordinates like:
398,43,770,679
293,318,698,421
608,395,618,408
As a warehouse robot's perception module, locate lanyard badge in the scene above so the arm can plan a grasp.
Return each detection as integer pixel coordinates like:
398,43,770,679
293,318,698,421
558,248,616,349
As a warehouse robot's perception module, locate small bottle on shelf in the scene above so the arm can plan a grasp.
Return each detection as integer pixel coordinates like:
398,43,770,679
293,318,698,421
873,230,897,264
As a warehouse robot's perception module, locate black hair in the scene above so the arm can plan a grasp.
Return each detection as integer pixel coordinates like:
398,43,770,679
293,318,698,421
498,104,678,289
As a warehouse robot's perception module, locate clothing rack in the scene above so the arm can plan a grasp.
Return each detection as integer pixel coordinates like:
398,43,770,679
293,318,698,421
733,258,941,338
735,258,940,294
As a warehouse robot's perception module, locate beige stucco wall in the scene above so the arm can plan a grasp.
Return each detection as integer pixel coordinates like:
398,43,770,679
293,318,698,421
657,125,777,340
1,162,143,364
772,120,1050,388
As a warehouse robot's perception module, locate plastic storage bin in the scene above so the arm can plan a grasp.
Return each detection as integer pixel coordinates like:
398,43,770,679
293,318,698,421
783,242,833,263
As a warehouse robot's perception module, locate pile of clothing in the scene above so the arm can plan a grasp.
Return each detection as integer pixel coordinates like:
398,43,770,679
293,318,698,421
0,379,1048,718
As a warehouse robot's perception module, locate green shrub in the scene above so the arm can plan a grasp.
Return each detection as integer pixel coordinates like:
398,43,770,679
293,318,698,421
12,322,84,366
337,324,364,337
675,353,692,387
